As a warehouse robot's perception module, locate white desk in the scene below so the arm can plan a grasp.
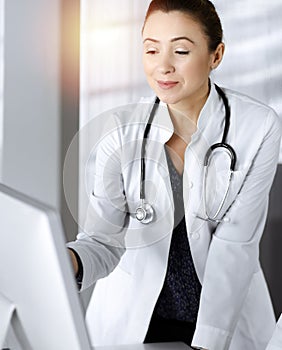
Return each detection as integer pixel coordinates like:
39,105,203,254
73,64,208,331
95,342,191,350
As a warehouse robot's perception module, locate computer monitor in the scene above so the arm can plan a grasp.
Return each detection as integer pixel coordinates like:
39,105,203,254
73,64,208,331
0,183,92,350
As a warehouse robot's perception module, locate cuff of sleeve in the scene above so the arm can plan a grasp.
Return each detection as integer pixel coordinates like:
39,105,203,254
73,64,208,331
191,325,232,350
68,248,83,289
67,242,94,291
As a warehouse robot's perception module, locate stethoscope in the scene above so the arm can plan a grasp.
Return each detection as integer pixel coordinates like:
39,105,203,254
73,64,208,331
135,85,237,224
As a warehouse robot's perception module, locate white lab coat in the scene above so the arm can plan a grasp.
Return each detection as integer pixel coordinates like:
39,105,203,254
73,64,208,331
67,82,281,350
266,315,282,350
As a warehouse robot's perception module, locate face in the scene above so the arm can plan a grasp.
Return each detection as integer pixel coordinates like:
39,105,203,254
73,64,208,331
142,11,224,112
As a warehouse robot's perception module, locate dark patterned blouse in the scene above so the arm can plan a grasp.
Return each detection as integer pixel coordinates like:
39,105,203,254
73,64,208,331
153,147,202,323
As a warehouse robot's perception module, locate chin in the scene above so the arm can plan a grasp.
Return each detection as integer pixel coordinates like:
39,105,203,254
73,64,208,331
147,82,178,103
154,88,183,106
157,94,181,105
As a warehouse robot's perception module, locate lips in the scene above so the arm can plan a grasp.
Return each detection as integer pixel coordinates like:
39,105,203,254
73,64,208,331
157,80,179,90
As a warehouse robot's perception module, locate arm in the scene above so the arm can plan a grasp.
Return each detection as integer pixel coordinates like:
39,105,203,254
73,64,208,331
69,248,79,275
67,122,127,291
192,109,281,350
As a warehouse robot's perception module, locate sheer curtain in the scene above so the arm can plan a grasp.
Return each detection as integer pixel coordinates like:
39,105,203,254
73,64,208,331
80,0,151,128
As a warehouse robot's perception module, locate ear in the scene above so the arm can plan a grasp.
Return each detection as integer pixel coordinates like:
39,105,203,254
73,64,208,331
210,42,225,70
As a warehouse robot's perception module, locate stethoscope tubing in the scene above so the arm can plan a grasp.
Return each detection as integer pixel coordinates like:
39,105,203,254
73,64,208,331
204,143,237,171
140,97,160,200
136,85,237,224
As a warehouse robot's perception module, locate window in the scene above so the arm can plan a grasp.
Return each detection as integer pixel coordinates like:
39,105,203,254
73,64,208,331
80,1,151,127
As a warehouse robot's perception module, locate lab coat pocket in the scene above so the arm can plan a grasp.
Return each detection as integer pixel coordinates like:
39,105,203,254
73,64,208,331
206,167,248,220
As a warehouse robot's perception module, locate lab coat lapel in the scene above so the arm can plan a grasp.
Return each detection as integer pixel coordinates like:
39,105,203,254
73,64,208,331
143,85,227,235
148,100,174,182
184,82,226,234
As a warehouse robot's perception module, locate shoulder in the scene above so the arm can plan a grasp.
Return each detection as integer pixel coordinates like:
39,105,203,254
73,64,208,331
93,96,156,150
222,86,281,132
111,95,155,125
223,86,278,118
105,96,156,138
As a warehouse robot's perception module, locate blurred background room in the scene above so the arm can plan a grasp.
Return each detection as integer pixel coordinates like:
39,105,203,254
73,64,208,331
0,0,281,317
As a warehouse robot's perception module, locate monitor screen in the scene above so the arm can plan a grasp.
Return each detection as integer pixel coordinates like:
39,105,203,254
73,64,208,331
0,184,92,350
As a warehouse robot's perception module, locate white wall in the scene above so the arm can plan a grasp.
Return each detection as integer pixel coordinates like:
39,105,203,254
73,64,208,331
2,0,61,208
1,0,80,241
0,0,4,179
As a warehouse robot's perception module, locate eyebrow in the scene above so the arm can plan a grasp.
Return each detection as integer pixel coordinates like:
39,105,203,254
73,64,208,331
143,36,195,45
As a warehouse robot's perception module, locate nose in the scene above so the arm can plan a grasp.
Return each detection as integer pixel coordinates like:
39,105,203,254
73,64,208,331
157,53,175,74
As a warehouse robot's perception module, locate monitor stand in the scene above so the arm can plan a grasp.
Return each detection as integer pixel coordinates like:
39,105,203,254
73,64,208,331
0,292,191,350
0,293,33,350
0,292,15,349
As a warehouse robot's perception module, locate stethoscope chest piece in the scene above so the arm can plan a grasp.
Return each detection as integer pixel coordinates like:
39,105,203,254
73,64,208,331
135,200,154,224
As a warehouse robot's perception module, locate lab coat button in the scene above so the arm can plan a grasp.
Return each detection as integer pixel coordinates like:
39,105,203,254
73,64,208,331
191,232,200,240
189,181,193,189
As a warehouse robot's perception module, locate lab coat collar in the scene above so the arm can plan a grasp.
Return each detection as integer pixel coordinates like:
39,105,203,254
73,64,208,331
151,99,174,143
197,79,222,131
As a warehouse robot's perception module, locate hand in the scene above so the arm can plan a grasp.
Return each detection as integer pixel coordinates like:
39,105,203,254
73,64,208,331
68,248,79,276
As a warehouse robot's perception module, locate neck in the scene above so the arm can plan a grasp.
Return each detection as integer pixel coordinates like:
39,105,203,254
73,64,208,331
167,83,210,142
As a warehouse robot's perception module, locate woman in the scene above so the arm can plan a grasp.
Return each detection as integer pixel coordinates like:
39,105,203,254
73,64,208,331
68,1,281,349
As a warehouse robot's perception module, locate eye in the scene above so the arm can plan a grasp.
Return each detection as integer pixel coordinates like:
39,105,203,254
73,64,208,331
145,48,158,55
175,50,190,55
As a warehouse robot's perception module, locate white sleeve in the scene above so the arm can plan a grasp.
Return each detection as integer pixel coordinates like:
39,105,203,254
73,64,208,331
67,123,127,291
192,109,282,350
